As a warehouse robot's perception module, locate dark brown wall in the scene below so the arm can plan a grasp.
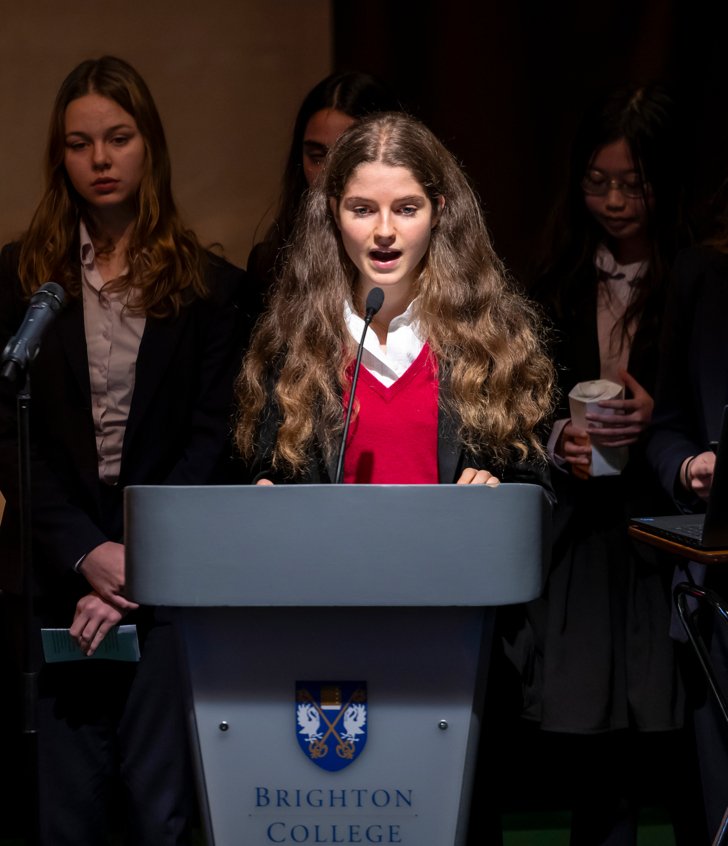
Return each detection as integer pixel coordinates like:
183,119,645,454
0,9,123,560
0,0,332,268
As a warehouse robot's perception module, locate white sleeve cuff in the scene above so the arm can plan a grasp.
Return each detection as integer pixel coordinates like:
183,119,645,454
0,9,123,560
547,418,571,472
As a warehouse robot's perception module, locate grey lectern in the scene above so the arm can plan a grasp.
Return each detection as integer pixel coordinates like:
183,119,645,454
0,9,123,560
125,484,549,846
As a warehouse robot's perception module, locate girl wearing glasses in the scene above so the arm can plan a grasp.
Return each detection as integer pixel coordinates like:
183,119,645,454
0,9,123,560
521,84,699,843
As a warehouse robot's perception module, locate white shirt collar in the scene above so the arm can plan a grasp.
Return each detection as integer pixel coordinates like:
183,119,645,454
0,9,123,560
594,242,648,284
79,219,96,268
343,298,425,387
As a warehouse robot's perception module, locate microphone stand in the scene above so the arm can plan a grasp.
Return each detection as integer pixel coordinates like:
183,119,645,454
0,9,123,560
1,283,64,845
16,371,39,845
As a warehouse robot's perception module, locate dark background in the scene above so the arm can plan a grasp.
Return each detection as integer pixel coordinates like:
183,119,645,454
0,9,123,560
333,0,728,282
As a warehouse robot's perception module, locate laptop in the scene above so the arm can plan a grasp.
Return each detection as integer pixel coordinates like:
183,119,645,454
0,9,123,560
630,406,728,551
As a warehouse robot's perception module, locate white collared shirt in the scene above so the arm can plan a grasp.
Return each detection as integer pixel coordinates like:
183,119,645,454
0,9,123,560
594,243,647,383
80,221,145,484
343,298,425,387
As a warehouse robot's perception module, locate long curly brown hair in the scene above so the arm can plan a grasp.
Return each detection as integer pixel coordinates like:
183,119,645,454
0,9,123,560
17,55,207,317
236,113,554,476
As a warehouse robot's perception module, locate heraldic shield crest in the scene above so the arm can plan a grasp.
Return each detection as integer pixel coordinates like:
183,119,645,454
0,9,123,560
295,681,368,771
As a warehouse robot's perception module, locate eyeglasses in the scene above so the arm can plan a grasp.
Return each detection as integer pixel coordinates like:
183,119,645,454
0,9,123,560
581,171,650,199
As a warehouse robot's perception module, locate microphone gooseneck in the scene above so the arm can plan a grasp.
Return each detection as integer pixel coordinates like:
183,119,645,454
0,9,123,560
334,287,385,484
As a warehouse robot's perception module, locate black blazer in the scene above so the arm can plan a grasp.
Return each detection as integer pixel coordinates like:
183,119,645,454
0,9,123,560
537,263,663,423
0,242,247,596
534,262,673,518
647,246,728,508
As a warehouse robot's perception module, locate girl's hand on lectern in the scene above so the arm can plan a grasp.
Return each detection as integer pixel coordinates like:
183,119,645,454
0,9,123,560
456,467,500,486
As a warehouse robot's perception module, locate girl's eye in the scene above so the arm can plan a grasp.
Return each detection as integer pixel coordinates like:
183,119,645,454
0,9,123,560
66,141,87,151
111,136,129,146
352,206,371,216
398,205,418,216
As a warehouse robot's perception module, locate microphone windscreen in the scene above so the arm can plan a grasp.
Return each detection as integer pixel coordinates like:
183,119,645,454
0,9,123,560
33,282,65,311
365,287,385,316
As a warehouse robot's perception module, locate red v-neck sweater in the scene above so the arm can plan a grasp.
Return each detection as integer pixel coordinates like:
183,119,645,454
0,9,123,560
343,343,439,484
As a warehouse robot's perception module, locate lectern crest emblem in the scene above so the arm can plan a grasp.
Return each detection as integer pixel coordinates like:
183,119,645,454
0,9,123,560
295,681,368,771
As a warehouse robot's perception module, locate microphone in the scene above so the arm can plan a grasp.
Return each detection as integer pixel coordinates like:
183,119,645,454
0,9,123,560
334,287,385,484
1,282,65,384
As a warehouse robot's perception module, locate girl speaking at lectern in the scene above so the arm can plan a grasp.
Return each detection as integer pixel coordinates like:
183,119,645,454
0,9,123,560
235,112,553,490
